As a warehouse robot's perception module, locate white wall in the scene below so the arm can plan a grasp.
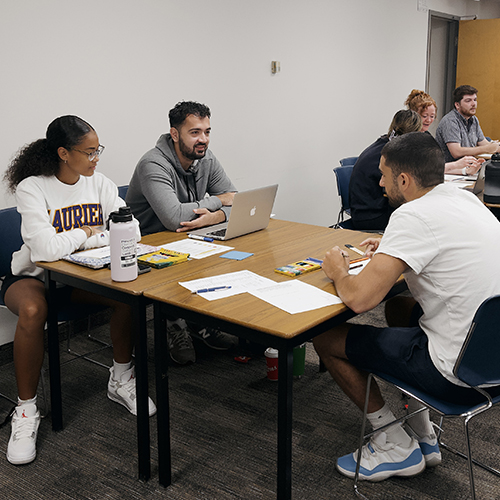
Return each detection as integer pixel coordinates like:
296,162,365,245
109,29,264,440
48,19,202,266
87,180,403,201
1,0,498,226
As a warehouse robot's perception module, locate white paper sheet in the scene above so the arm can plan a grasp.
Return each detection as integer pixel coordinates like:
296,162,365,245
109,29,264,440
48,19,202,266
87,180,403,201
249,280,342,314
444,174,476,189
161,239,233,259
179,270,276,300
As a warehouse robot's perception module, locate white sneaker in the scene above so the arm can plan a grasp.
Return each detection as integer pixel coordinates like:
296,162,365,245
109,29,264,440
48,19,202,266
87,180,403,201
336,431,425,482
107,366,157,417
7,404,41,465
404,423,442,467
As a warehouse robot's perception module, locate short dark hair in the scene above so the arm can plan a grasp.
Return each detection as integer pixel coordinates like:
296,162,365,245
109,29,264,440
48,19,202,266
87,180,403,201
169,101,211,129
381,132,444,189
453,85,478,104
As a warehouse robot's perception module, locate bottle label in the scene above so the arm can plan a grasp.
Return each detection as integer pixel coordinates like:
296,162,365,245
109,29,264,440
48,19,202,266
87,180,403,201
120,238,137,268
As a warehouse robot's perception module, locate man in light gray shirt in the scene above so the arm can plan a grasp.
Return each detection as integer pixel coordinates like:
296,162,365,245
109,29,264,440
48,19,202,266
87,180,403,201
435,85,499,166
127,101,236,235
127,101,237,363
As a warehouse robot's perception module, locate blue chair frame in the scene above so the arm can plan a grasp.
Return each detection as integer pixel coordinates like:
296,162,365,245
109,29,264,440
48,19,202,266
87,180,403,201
332,164,355,229
354,295,500,500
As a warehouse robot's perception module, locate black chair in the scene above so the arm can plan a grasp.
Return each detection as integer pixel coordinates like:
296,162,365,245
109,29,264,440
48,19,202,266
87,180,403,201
353,295,500,500
332,164,355,229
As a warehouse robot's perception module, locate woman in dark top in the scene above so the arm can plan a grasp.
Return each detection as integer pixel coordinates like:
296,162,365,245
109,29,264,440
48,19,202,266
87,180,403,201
349,109,422,231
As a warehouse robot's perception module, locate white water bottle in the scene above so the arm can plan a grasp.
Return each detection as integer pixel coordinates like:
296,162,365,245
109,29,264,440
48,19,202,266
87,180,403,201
109,206,138,282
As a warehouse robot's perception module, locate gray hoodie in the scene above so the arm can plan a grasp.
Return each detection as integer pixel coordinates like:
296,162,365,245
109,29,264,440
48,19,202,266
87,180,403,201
126,134,236,234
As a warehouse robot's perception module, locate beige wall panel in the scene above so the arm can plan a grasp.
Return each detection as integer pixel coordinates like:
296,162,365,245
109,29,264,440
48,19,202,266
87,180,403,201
457,19,500,140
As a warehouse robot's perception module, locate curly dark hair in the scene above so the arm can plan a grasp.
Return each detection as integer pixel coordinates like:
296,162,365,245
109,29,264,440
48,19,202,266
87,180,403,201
168,101,211,129
4,115,94,192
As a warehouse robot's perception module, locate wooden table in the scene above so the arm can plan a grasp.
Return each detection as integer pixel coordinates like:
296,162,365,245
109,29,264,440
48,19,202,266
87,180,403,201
143,220,406,499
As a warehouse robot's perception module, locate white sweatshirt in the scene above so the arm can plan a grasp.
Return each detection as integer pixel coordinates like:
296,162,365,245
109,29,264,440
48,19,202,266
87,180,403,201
11,172,140,278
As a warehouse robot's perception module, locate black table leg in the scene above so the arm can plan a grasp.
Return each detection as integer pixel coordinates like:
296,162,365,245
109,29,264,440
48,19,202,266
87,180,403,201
133,298,151,481
277,346,293,500
154,301,172,487
45,270,63,431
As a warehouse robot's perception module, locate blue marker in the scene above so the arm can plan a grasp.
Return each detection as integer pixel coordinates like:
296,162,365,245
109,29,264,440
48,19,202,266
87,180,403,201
306,257,323,264
189,234,214,242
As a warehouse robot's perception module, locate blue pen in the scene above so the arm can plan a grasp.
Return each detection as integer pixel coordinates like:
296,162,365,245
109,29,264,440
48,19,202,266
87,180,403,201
306,257,323,264
193,286,232,294
189,234,214,242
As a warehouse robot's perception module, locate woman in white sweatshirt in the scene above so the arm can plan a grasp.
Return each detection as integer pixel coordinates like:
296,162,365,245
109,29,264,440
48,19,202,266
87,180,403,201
1,115,155,466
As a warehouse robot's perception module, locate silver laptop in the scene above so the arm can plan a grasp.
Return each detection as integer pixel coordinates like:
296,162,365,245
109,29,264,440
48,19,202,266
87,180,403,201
472,161,487,194
189,184,278,241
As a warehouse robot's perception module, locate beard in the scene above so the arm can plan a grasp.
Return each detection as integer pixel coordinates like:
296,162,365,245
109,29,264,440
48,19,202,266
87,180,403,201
458,104,476,118
178,137,208,161
386,189,405,209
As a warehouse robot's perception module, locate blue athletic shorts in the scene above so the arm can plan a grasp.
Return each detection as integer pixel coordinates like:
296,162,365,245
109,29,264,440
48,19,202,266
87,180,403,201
345,319,500,406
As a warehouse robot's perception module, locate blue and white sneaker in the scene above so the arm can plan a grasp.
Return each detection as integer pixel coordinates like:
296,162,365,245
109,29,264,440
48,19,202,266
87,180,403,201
336,431,426,482
404,423,442,467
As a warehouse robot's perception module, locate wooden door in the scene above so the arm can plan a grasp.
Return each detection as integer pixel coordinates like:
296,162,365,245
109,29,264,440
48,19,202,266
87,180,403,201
457,18,500,140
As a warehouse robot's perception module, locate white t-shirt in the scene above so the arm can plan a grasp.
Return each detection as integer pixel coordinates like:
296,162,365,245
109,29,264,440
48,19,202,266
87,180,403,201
11,172,139,278
376,183,500,386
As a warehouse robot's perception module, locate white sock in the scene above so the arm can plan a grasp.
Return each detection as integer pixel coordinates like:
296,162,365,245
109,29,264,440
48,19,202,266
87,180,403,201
406,398,434,437
113,360,132,380
367,403,412,448
18,395,37,407
17,396,37,416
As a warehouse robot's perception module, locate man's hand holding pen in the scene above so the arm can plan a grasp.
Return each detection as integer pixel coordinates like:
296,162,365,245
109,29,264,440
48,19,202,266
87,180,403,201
322,246,351,281
322,238,382,281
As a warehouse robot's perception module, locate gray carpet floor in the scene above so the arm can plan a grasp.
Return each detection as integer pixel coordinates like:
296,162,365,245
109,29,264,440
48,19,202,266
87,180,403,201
1,303,499,499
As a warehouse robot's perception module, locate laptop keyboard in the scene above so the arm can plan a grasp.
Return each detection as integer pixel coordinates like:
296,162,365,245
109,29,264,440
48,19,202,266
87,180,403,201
207,228,227,237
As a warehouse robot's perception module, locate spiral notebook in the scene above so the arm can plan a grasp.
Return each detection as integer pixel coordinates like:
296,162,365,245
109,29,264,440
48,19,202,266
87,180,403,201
63,243,159,269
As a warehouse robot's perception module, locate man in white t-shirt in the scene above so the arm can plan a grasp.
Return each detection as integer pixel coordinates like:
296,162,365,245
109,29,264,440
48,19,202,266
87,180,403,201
313,132,500,482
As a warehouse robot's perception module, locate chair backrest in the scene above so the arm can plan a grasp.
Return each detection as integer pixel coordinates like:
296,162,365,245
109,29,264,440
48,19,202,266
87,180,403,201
333,165,354,213
454,295,500,387
0,207,23,343
339,156,358,167
118,185,129,200
0,207,23,279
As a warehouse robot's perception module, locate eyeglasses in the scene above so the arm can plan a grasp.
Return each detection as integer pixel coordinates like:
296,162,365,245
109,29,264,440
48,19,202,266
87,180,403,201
72,144,105,161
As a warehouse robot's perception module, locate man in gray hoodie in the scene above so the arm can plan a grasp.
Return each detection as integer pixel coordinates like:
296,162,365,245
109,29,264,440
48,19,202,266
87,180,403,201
127,101,237,363
127,101,236,234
